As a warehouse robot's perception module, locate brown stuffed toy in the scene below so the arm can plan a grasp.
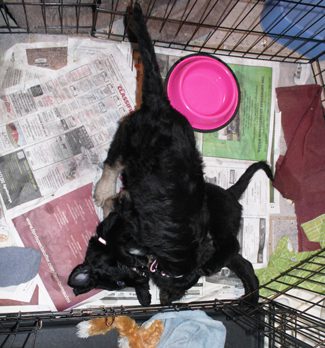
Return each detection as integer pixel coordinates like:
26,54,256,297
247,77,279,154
77,315,164,348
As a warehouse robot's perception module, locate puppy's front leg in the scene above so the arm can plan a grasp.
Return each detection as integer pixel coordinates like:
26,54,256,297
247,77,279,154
94,115,130,211
159,288,186,306
94,160,124,209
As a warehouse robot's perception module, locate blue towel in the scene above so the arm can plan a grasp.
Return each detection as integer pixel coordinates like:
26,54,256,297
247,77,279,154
0,246,41,287
144,310,226,348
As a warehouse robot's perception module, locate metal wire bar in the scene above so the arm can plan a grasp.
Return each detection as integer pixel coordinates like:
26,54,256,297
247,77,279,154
157,0,177,34
90,3,322,63
255,0,323,60
274,2,325,62
0,300,323,346
0,1,13,32
0,2,324,346
264,289,324,312
201,0,240,53
216,0,262,53
262,302,324,347
182,0,219,49
259,248,325,300
169,0,196,42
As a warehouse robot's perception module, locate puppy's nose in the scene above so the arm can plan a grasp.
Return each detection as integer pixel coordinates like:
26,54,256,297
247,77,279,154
72,271,90,286
68,265,92,287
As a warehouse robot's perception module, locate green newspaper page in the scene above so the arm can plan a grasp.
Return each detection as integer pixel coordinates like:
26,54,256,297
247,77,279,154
202,64,273,161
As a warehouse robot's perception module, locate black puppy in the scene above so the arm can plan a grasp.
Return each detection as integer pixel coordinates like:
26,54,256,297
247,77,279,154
69,162,272,306
69,3,207,306
69,3,273,306
94,3,208,282
151,161,273,305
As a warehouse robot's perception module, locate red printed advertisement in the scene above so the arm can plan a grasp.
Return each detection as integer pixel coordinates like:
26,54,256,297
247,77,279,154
12,184,100,311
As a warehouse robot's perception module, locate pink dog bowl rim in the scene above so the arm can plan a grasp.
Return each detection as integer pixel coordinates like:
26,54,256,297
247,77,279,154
165,53,240,133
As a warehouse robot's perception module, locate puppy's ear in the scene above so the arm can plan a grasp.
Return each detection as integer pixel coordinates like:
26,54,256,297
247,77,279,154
68,264,92,288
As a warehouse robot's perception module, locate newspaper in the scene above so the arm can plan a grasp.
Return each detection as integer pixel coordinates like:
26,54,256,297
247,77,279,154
203,157,270,268
0,39,136,312
0,37,281,312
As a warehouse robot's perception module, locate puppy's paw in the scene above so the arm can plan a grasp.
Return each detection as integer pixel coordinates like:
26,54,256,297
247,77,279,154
135,286,151,307
68,264,93,293
126,2,143,34
94,179,114,207
159,288,185,306
159,289,171,306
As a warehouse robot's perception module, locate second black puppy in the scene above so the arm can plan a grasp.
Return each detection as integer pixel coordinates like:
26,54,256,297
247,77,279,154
150,161,272,305
94,3,208,283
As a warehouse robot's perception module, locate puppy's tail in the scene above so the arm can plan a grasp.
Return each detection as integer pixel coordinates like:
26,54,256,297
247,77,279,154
125,2,165,107
227,161,273,200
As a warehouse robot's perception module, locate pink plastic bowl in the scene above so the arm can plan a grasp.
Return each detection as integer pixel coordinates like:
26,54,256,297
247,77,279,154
166,54,240,132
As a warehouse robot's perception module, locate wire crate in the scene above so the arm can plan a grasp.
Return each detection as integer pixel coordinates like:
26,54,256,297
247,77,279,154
0,1,324,347
0,248,324,347
1,0,324,104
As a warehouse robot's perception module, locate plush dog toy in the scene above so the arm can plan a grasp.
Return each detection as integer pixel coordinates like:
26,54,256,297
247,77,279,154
77,315,164,348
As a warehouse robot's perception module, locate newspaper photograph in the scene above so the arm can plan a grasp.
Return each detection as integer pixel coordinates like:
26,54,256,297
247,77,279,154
203,157,271,268
0,38,281,312
0,41,68,90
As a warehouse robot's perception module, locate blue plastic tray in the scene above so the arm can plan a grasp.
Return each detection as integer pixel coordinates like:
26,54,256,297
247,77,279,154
261,0,325,60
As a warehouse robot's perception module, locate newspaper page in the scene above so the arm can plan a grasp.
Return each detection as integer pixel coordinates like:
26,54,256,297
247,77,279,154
0,43,135,211
0,38,280,311
0,39,136,312
12,184,101,311
203,157,270,268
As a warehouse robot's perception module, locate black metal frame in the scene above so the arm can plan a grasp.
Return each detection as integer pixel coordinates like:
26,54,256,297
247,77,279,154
1,249,324,347
0,1,324,347
0,1,324,104
1,1,324,99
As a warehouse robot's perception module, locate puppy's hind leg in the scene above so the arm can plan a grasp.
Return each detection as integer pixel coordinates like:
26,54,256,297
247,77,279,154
226,253,259,305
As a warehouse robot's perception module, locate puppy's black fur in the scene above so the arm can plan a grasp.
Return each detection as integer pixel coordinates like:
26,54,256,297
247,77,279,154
69,161,272,306
95,3,207,278
150,161,273,305
68,3,273,306
68,216,151,306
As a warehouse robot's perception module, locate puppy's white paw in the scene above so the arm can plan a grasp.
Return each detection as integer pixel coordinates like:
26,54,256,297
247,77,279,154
94,180,114,207
76,320,91,338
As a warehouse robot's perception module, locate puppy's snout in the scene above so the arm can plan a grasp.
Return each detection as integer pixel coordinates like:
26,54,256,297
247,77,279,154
68,264,92,288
